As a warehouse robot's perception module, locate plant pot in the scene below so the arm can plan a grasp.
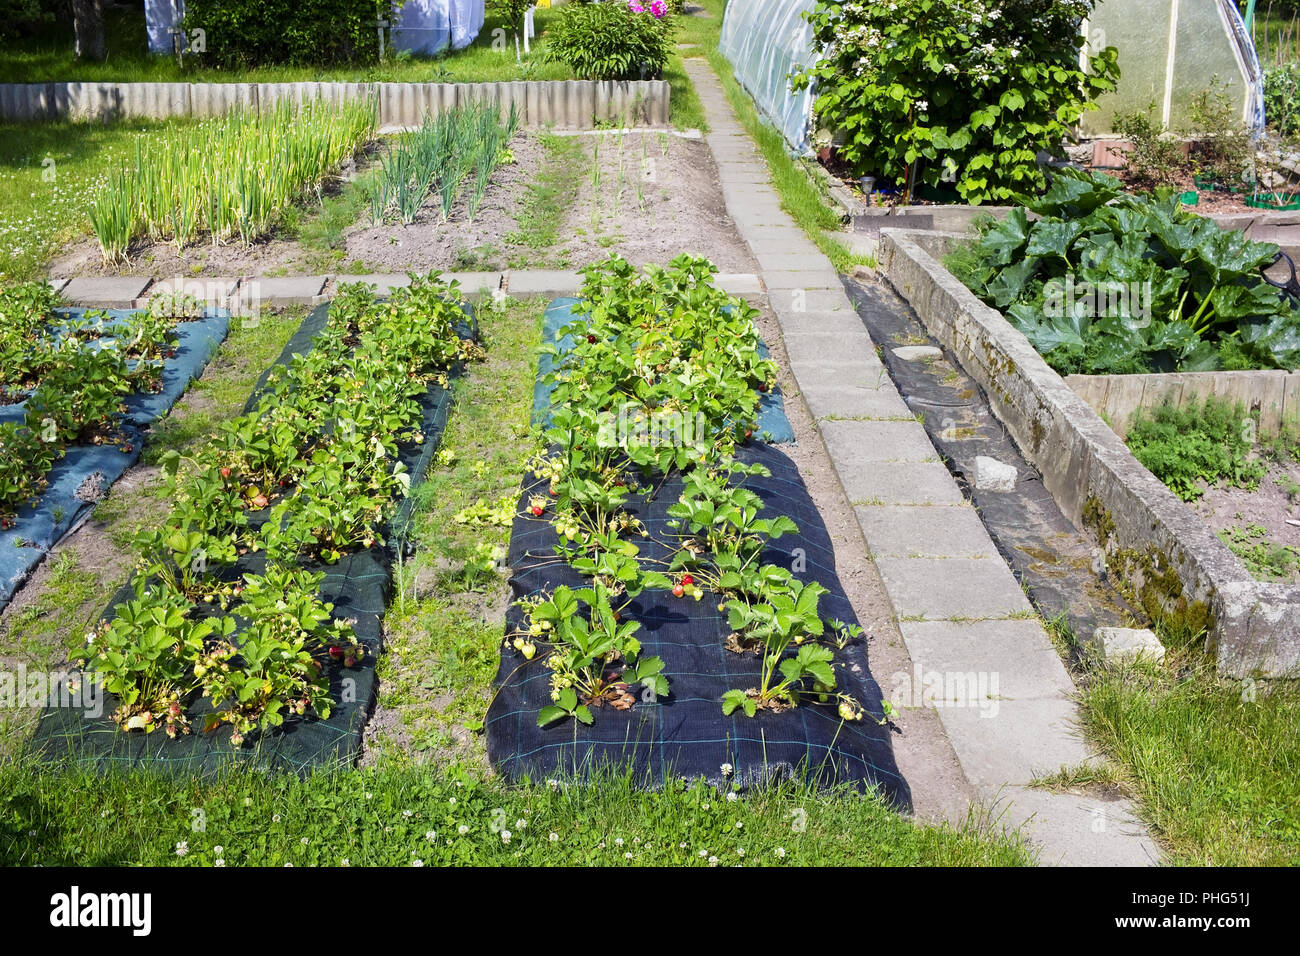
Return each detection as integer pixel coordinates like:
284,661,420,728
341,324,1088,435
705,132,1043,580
1246,191,1300,211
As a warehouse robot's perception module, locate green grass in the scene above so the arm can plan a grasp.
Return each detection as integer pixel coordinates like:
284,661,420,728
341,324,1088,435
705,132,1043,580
371,295,544,764
1078,652,1300,865
0,117,199,281
0,758,1030,867
503,133,590,269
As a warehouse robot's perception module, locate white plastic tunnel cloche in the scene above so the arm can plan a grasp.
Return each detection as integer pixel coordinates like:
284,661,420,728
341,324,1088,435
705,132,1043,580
719,0,820,152
1080,0,1263,135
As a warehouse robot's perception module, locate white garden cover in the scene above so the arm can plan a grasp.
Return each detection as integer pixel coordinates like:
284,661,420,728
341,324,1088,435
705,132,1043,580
145,0,486,57
719,0,819,153
1082,0,1263,134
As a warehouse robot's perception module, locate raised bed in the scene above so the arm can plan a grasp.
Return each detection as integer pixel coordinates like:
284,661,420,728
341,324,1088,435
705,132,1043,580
880,227,1300,679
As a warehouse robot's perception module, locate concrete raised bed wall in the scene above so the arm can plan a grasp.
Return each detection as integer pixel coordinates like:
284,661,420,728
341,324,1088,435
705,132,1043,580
1067,369,1300,439
880,227,1300,679
0,79,671,128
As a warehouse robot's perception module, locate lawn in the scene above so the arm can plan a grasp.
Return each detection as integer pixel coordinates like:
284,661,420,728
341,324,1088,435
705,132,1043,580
1077,650,1300,866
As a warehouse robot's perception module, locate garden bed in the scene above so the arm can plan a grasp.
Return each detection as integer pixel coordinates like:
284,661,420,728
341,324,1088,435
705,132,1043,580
485,258,904,797
881,226,1300,678
1,292,230,612
26,276,480,771
48,129,757,279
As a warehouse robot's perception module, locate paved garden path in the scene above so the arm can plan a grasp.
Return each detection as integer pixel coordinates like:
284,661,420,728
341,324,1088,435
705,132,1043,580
683,60,1159,866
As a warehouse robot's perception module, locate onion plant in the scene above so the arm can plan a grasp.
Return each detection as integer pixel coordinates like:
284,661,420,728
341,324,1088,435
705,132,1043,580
89,98,376,263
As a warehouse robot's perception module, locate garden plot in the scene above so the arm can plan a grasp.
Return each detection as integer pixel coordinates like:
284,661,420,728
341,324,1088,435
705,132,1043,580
26,275,481,771
48,123,757,280
558,130,758,274
1,284,230,612
485,257,903,797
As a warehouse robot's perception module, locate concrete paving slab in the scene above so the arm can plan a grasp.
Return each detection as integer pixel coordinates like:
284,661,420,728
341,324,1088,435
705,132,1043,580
755,252,835,273
61,276,153,309
47,278,69,295
780,331,883,371
335,274,411,296
930,698,1095,789
897,620,1078,700
872,556,1034,619
238,275,327,308
837,461,968,507
445,271,503,295
991,787,1159,867
855,504,1002,560
764,268,852,291
715,273,763,298
132,275,240,310
819,418,938,463
774,309,869,336
506,271,583,297
768,289,855,314
796,375,915,421
747,237,822,257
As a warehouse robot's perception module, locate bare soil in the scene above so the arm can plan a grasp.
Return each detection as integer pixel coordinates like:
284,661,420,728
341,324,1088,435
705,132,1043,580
560,131,758,273
1190,456,1300,582
49,129,758,280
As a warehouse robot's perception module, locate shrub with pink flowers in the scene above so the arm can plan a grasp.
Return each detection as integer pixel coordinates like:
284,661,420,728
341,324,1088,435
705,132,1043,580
544,0,675,81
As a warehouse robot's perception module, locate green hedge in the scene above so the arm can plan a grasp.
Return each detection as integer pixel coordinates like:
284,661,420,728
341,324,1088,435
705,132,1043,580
182,0,384,68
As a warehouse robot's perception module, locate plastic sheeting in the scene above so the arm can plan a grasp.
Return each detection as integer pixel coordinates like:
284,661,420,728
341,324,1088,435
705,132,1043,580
145,0,486,57
393,0,486,55
719,0,819,154
1082,0,1264,135
487,440,909,802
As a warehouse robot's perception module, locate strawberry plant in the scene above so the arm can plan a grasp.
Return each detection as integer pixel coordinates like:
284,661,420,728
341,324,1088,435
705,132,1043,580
79,272,481,743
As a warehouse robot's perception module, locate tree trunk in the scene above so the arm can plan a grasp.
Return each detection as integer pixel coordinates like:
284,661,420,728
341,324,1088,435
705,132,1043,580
72,0,106,62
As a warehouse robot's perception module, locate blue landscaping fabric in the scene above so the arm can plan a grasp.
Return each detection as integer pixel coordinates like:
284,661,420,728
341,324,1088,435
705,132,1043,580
486,441,910,805
0,308,230,613
532,297,797,445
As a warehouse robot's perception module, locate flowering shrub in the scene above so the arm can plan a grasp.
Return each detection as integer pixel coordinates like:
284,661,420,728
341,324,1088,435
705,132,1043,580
794,0,1120,203
543,0,675,80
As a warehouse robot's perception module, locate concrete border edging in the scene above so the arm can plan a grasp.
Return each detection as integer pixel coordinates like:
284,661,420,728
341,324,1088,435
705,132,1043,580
0,79,671,128
880,227,1300,679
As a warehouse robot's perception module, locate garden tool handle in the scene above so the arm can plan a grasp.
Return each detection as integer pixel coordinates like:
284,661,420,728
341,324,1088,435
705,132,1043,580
1262,251,1300,300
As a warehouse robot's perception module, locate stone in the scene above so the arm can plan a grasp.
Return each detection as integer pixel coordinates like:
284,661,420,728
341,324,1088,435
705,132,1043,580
60,276,153,309
973,455,1018,492
892,345,943,362
1089,627,1166,664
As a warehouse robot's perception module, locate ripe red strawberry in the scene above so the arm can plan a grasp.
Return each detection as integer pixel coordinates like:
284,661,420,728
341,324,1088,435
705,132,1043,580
220,467,231,479
586,334,597,344
681,574,694,587
672,584,685,598
329,646,344,660
531,505,543,516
